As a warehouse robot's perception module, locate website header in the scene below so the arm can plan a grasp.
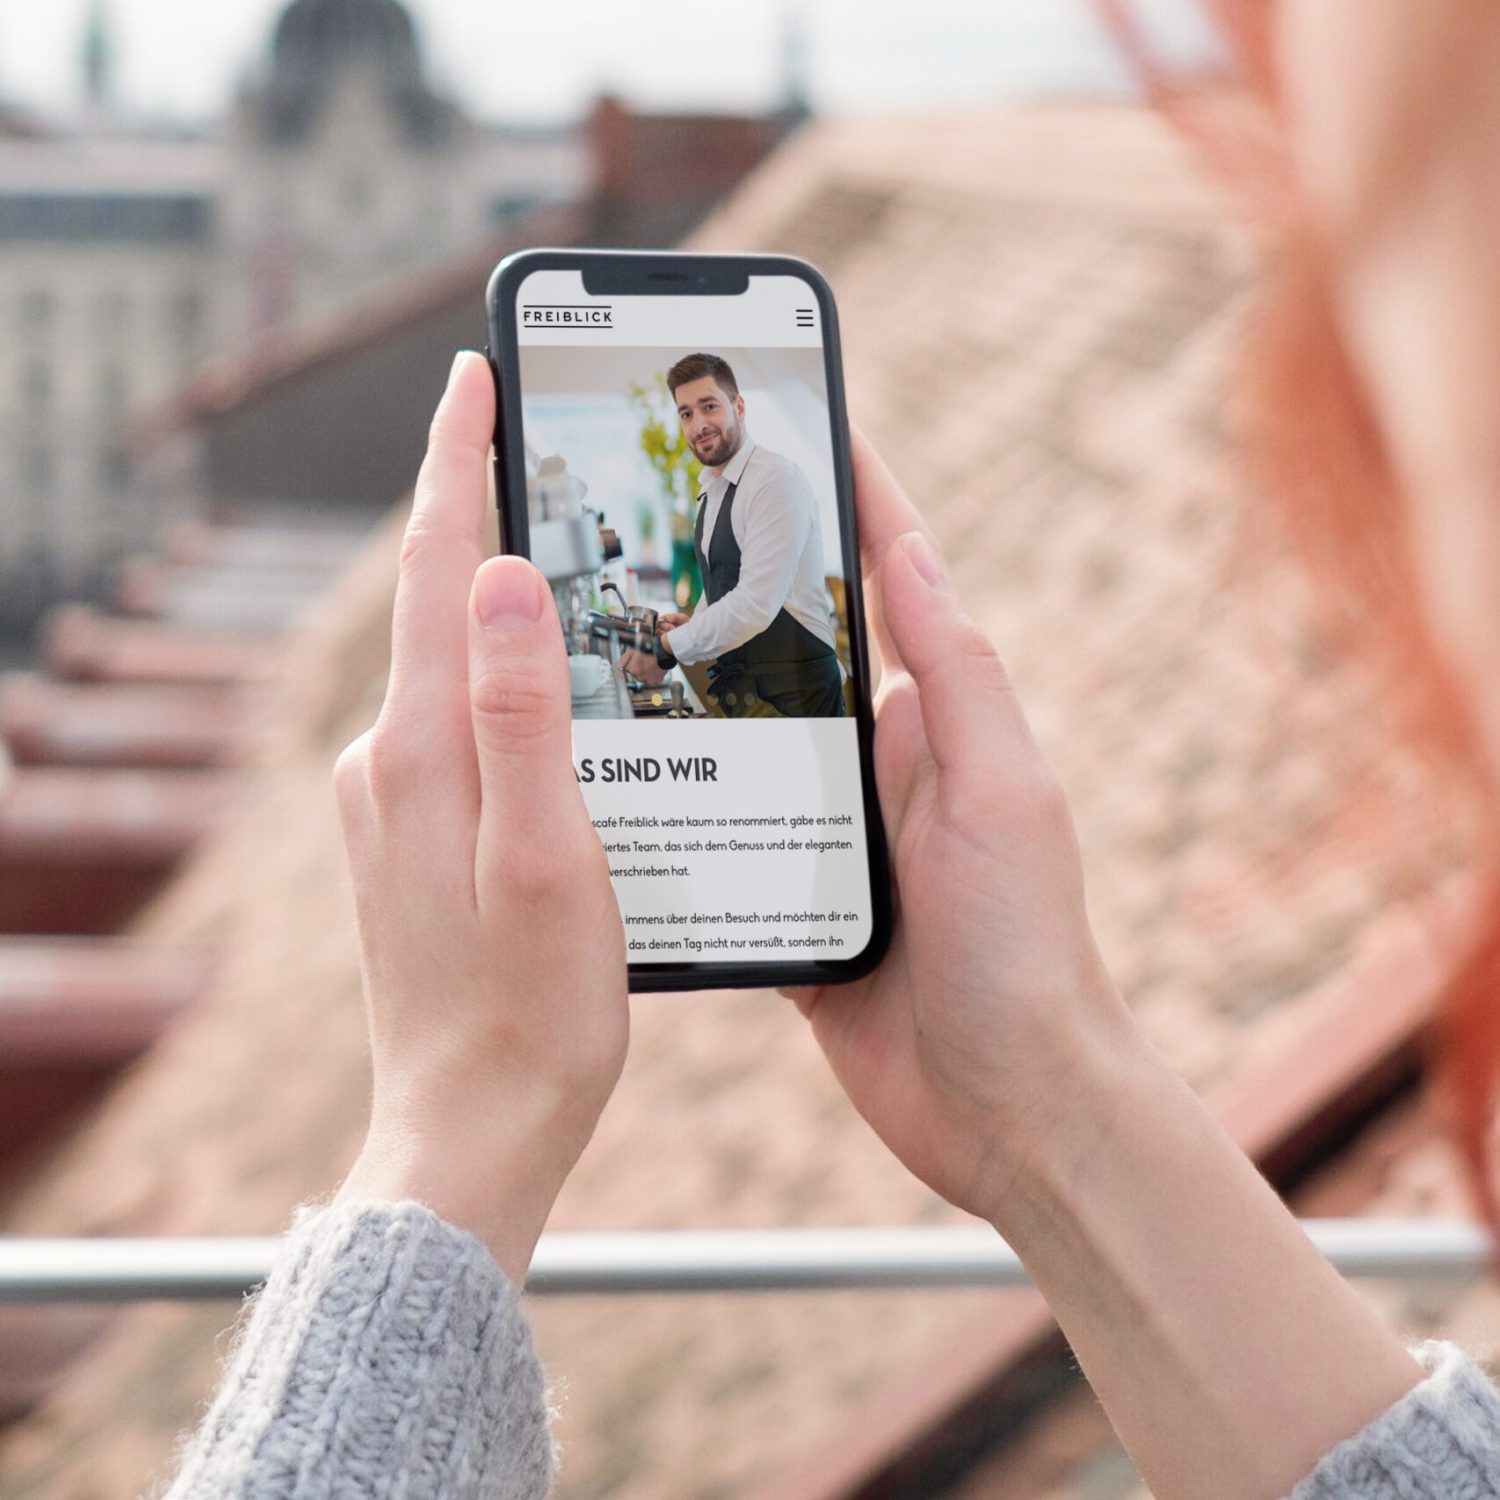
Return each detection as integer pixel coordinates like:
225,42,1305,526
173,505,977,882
516,270,822,348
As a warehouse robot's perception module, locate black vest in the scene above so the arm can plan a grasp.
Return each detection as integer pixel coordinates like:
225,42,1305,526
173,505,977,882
692,465,845,717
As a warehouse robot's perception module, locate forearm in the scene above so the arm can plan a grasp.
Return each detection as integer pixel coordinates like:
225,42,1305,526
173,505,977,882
667,588,776,663
992,1023,1423,1500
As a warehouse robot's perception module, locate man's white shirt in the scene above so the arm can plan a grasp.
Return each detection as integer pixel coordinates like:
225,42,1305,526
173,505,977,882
664,440,838,666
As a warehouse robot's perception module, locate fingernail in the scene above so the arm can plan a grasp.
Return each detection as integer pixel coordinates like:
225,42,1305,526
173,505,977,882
441,349,478,405
433,352,464,420
475,559,544,631
902,531,948,591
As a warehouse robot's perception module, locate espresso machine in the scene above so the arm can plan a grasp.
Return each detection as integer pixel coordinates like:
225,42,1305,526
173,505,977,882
527,454,687,716
528,455,605,639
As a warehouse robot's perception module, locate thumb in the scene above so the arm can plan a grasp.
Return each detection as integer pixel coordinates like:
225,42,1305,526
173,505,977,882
878,530,1039,795
468,556,584,887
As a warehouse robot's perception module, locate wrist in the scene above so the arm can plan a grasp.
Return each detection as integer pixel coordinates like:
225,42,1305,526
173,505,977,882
973,1007,1170,1252
337,1106,583,1284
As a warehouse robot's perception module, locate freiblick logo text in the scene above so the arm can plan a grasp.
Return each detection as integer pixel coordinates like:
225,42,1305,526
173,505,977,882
522,305,613,327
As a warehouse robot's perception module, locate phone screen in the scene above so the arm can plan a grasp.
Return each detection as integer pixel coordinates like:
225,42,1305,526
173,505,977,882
503,261,881,980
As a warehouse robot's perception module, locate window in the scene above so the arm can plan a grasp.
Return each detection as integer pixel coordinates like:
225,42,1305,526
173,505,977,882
0,193,208,242
490,192,547,227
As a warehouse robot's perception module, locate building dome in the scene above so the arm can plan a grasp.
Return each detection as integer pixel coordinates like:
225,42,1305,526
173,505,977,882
270,0,422,86
257,0,455,146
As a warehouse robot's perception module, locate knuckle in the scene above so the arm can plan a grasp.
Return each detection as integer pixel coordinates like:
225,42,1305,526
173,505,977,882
497,835,585,906
397,499,477,578
469,656,560,741
506,847,570,902
950,753,1071,843
332,735,371,815
397,526,425,574
362,720,425,802
874,665,915,715
1023,763,1072,829
946,765,1002,828
397,514,446,575
918,621,1012,714
1009,766,1075,847
951,619,1011,684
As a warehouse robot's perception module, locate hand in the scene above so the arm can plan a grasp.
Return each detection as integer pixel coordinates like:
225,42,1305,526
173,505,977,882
656,611,690,634
619,647,667,685
332,351,628,1283
784,427,1134,1225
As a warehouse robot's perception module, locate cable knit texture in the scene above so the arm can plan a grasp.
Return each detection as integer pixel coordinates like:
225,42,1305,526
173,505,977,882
152,1200,1500,1500
1288,1340,1500,1499
158,1198,555,1500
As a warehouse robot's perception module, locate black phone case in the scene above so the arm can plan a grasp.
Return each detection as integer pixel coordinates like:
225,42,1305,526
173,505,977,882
485,247,890,992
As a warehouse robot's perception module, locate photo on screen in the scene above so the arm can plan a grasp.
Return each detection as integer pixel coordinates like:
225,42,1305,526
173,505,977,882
518,344,853,723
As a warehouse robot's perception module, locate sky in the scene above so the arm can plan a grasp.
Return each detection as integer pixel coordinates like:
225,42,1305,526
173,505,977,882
0,0,1221,126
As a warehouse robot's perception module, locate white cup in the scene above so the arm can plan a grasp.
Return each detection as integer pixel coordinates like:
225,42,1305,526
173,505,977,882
569,655,609,700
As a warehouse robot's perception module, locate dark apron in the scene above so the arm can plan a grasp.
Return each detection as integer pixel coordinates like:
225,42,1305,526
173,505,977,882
694,475,845,718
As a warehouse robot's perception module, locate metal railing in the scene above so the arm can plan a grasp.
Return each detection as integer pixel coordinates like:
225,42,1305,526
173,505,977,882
0,1220,1490,1303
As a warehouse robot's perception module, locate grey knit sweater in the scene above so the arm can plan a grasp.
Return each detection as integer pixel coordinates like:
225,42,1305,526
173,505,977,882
158,1199,1500,1499
159,1199,555,1499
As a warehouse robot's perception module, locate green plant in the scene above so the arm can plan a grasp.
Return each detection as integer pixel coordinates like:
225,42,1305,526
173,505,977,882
627,374,702,540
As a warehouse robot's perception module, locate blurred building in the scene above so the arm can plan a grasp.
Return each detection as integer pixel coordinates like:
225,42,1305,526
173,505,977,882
0,0,582,628
0,0,801,635
219,0,587,338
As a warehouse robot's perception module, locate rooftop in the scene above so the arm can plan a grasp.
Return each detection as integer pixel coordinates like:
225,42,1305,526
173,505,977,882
0,99,1473,1500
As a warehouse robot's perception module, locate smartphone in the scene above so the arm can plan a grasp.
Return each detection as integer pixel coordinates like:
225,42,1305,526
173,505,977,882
486,248,890,992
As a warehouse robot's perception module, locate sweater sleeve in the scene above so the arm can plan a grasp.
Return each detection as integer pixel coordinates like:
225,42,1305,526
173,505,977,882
157,1198,556,1500
1287,1340,1500,1499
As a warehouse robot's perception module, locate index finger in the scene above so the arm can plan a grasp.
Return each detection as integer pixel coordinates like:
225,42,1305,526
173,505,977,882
384,350,494,730
850,423,937,579
849,423,940,680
